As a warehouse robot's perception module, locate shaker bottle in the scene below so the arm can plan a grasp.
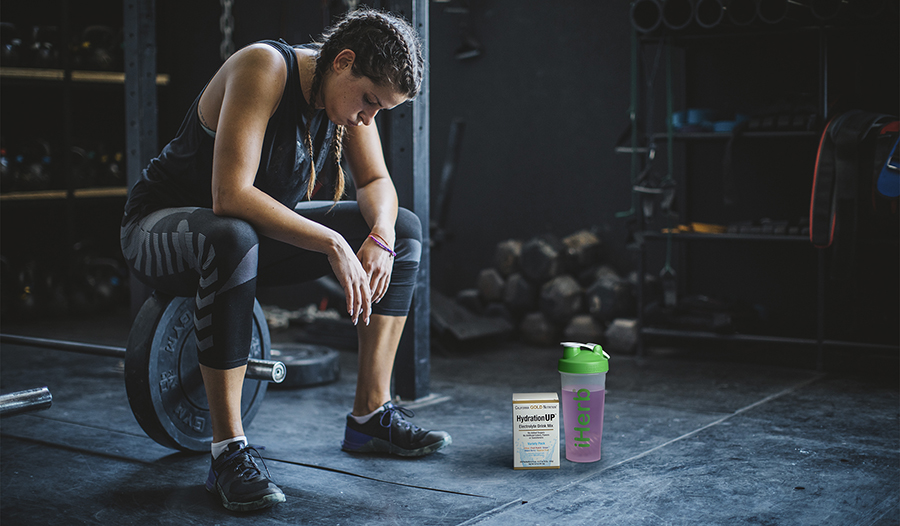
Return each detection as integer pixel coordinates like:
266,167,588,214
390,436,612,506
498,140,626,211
558,342,609,463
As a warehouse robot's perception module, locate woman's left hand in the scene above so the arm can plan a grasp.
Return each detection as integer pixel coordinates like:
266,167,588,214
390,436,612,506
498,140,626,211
358,235,394,305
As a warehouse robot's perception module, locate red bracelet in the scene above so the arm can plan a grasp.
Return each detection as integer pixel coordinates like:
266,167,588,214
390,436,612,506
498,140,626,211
368,234,396,257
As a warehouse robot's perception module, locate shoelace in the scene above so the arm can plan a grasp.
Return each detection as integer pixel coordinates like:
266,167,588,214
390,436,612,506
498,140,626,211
378,405,419,445
224,445,273,482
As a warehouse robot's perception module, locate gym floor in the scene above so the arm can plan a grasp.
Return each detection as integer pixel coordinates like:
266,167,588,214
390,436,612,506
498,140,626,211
1,311,897,525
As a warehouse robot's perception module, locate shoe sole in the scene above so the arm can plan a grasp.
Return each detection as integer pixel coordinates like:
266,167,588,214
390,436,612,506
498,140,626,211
207,485,286,512
342,434,452,457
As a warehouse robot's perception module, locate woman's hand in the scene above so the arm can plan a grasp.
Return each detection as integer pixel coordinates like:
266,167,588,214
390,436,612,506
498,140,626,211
358,234,394,305
327,237,372,325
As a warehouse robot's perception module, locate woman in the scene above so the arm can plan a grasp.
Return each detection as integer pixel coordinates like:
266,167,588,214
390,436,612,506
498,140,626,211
120,8,450,512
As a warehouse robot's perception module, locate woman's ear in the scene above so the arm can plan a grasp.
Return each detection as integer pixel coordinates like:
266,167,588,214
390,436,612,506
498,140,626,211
333,49,356,73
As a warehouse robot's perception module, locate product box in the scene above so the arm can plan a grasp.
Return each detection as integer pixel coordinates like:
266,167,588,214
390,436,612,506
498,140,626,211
512,392,560,470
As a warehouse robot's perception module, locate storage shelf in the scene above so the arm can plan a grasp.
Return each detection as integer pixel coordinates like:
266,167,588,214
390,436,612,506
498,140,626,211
641,327,899,352
640,22,888,44
0,187,127,201
643,231,809,243
627,16,899,368
651,131,818,140
0,67,170,86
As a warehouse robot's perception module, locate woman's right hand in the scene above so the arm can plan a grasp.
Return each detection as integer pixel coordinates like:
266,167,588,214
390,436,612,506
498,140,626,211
327,237,372,326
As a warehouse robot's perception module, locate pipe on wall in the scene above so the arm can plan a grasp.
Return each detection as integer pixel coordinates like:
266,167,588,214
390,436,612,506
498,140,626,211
757,0,813,24
631,0,664,33
695,0,726,27
727,0,760,25
662,0,696,30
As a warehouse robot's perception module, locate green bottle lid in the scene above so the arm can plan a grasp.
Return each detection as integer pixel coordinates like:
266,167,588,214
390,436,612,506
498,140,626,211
557,342,610,374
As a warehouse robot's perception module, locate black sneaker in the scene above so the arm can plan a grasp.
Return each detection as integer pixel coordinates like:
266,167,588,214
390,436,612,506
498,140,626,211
205,442,286,512
341,402,452,457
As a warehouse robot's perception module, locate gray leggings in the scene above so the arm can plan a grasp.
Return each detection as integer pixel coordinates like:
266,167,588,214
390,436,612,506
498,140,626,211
120,201,421,369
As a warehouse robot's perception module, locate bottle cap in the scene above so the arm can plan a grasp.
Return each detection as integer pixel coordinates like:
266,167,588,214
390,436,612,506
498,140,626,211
557,342,609,374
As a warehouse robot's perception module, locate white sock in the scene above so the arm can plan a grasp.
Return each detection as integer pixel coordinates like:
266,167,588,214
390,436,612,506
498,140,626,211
350,405,387,424
211,436,247,459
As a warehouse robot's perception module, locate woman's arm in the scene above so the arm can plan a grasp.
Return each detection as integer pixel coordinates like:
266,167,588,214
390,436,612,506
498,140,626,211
344,120,400,304
345,121,399,244
205,44,373,323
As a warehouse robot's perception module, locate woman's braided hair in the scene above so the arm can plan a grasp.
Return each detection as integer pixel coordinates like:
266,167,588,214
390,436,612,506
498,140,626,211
304,7,424,203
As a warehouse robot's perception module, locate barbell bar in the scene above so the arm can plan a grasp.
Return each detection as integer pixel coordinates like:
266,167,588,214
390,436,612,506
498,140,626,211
0,386,53,417
0,333,286,383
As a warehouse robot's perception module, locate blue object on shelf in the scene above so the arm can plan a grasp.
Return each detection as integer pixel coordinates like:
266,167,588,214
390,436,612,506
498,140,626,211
713,121,737,132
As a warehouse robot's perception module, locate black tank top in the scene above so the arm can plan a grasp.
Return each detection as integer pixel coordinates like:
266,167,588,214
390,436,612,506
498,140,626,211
123,40,336,222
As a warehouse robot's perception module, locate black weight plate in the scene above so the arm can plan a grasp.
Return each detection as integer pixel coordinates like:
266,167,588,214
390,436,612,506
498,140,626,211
269,343,340,388
125,293,271,453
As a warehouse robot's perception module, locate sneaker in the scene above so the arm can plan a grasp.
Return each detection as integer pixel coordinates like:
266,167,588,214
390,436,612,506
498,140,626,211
341,402,452,457
206,442,286,512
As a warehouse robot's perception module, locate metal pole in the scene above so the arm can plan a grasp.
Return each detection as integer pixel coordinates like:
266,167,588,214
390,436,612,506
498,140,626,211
0,387,53,417
124,0,158,319
0,334,285,383
381,0,431,401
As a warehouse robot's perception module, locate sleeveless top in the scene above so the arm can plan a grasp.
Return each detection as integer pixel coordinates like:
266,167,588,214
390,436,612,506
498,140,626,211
123,40,336,222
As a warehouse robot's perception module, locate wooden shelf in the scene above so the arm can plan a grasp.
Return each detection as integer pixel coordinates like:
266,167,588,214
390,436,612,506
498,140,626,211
643,231,809,243
651,131,818,140
642,327,899,352
0,187,127,201
0,67,170,86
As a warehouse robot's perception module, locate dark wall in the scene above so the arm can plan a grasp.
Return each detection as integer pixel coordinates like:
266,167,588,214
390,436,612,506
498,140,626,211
428,2,634,293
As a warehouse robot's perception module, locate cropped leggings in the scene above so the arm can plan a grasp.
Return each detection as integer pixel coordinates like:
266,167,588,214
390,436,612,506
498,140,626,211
121,201,422,370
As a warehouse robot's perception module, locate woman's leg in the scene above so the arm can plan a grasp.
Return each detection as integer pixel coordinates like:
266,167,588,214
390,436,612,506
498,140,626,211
262,202,451,456
200,365,248,441
121,207,261,442
354,314,407,415
122,206,284,510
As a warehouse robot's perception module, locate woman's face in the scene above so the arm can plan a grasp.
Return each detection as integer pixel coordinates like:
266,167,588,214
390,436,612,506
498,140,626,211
321,50,408,128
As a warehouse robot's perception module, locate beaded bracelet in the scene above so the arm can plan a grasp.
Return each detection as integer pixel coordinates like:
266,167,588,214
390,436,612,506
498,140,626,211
368,233,396,257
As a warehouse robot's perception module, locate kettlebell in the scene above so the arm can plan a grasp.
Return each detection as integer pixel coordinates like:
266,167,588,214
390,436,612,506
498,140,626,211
76,26,117,71
29,25,59,68
0,23,22,67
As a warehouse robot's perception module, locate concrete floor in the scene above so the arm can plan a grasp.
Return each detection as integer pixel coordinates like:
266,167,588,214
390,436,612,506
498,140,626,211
1,311,898,525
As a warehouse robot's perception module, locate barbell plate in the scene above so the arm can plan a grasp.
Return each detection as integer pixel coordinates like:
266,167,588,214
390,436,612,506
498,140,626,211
269,343,341,388
125,293,271,453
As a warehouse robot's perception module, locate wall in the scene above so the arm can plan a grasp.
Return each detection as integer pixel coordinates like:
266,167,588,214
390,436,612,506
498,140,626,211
428,1,634,293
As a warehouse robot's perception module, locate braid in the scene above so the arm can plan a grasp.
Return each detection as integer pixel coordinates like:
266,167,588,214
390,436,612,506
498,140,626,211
304,128,317,201
332,125,346,201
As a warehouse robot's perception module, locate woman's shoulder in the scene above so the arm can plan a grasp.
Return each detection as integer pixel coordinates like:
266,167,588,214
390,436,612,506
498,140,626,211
230,42,287,69
217,43,288,87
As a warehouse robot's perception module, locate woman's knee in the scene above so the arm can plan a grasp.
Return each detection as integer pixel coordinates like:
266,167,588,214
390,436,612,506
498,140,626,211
393,208,422,264
203,215,259,257
396,207,422,243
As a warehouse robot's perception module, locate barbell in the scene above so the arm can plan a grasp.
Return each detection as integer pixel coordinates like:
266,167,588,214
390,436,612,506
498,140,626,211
0,292,285,453
0,387,53,416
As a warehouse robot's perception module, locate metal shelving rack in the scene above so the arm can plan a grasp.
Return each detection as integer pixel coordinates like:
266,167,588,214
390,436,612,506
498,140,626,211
622,24,899,367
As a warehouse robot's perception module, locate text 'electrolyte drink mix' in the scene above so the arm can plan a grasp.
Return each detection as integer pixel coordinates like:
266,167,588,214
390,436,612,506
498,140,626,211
512,393,560,469
558,342,609,463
